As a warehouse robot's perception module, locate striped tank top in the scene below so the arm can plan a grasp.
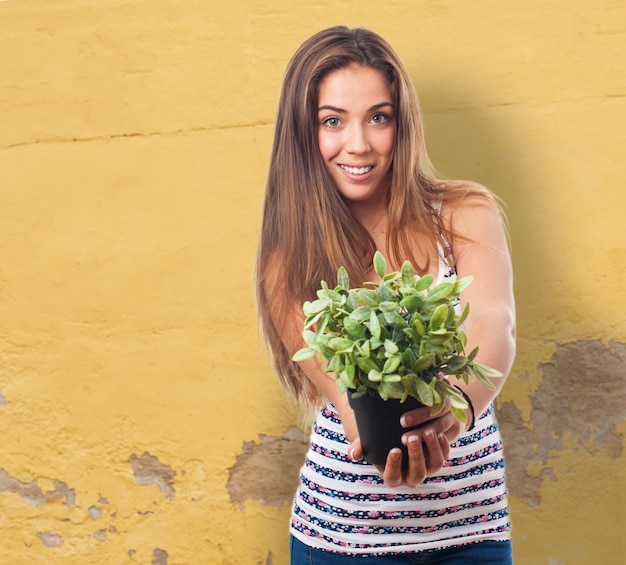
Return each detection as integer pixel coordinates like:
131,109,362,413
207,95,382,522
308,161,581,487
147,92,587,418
290,245,511,555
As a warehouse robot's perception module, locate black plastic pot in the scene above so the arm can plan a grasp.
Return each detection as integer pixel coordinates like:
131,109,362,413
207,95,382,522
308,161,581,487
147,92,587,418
348,391,423,469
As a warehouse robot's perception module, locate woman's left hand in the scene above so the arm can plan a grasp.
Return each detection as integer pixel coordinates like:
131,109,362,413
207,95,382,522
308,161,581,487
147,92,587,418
348,404,469,488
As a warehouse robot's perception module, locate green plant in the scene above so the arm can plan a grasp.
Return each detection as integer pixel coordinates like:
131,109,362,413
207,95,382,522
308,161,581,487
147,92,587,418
292,251,501,423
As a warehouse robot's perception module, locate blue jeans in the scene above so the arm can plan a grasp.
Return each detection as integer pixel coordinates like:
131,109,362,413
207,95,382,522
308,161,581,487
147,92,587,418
289,536,513,564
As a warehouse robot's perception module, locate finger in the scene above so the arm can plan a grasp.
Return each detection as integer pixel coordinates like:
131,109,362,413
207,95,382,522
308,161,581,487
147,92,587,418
404,434,427,487
439,432,451,461
348,438,363,461
422,429,447,475
400,405,436,428
382,448,404,487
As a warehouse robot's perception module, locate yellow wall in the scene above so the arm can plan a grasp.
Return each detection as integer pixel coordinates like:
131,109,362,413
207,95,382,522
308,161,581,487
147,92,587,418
1,1,624,563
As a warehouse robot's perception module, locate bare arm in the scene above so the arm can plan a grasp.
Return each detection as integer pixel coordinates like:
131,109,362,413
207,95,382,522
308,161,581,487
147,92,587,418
448,197,516,421
397,196,515,451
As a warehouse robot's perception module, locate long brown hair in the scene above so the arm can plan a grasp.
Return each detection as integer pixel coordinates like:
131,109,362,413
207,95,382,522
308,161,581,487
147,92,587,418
256,26,495,407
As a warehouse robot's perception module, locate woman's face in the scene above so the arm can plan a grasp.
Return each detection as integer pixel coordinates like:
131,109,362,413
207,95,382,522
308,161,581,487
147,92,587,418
317,65,396,209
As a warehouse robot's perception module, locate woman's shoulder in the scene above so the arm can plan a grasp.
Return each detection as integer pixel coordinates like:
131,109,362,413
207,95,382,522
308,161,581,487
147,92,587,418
434,183,506,256
438,182,501,226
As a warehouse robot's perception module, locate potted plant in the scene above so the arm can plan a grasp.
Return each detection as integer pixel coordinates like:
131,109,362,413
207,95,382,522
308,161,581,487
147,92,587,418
292,251,501,467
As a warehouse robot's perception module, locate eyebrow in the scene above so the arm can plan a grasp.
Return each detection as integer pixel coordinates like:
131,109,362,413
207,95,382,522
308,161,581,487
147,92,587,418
317,102,394,113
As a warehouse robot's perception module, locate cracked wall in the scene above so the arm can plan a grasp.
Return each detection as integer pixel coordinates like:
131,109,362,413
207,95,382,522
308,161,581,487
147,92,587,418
1,1,624,564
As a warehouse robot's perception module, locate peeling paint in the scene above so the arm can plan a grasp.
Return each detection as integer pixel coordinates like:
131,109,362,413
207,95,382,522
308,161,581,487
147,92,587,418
128,452,176,500
37,532,63,548
152,547,168,564
499,340,626,506
227,427,308,509
0,469,75,506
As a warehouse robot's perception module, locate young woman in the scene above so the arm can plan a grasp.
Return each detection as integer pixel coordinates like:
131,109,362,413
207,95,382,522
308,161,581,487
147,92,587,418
256,26,516,563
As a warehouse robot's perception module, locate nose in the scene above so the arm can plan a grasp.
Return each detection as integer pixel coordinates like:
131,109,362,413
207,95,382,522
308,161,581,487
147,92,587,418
345,123,370,154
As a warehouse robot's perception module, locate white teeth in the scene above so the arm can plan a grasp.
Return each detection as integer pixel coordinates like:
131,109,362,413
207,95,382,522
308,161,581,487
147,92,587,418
340,165,372,175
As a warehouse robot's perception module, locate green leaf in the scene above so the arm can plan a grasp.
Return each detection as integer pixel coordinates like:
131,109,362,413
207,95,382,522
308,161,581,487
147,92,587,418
356,356,380,374
429,303,449,329
302,329,318,347
402,347,418,369
401,260,415,286
302,298,330,316
383,354,401,374
377,283,393,301
383,339,399,355
411,315,426,336
470,365,498,390
356,340,371,357
368,309,381,339
349,307,372,322
328,337,354,352
337,266,350,290
427,329,454,345
399,294,423,310
452,275,473,295
382,373,401,383
318,287,344,302
444,355,468,373
329,354,344,373
379,301,398,313
427,281,454,302
303,309,326,330
414,274,434,291
382,272,401,283
458,301,470,325
468,345,479,361
402,328,421,344
448,391,469,409
450,405,468,424
430,400,445,417
412,353,435,371
291,348,316,362
319,344,335,361
415,378,434,405
383,311,406,326
474,362,503,379
379,381,404,400
351,288,381,308
373,251,386,279
369,336,384,350
343,317,367,340
368,369,383,382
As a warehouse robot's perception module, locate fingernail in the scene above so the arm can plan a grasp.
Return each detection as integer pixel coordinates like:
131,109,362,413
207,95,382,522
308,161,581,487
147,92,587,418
407,435,420,448
401,415,412,427
424,429,435,440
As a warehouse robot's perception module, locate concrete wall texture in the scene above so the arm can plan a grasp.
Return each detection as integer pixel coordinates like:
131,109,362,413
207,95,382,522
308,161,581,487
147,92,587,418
0,0,624,563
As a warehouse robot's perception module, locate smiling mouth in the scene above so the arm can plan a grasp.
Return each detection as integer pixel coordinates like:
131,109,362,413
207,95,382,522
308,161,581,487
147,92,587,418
340,164,373,175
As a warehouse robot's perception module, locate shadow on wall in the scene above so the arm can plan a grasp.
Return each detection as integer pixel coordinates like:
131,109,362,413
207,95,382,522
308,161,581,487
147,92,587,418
417,76,626,508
